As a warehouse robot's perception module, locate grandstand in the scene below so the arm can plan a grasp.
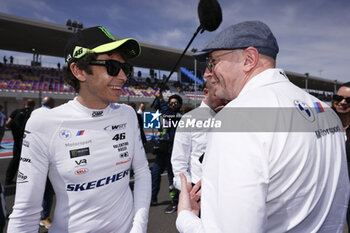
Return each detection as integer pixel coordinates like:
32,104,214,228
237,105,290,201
0,12,344,115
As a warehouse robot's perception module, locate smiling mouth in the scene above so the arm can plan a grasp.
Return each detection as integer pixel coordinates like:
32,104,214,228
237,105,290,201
109,85,122,90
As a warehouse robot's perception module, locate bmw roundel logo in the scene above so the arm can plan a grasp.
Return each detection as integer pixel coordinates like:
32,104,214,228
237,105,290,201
294,100,315,122
59,129,72,140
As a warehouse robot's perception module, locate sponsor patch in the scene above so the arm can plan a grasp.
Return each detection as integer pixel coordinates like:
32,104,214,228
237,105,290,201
20,157,31,163
294,100,315,122
104,123,127,131
92,111,103,117
76,130,85,136
75,159,87,166
65,140,92,147
59,130,72,140
22,140,30,147
315,125,341,139
70,147,90,158
17,171,28,183
120,151,129,158
313,102,325,113
75,168,89,175
66,169,130,191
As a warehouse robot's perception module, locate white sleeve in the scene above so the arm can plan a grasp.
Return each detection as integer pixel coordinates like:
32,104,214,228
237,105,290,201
171,130,192,190
176,210,203,233
7,116,50,233
176,132,268,233
130,112,151,233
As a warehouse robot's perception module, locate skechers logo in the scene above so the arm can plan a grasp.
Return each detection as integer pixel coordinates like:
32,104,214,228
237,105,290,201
70,147,90,158
92,111,103,117
66,169,130,191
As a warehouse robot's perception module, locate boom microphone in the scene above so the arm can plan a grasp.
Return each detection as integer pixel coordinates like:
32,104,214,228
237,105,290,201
198,0,223,32
151,0,223,107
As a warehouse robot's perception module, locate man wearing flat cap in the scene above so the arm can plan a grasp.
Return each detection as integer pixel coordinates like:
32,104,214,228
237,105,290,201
8,26,151,233
176,21,349,232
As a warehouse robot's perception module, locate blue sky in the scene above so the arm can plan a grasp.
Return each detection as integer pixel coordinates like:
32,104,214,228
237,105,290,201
0,0,349,83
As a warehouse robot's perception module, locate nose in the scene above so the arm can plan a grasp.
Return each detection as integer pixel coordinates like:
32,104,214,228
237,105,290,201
117,70,127,82
204,67,214,80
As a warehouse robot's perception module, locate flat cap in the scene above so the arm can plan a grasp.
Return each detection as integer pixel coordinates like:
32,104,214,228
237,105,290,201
193,21,279,62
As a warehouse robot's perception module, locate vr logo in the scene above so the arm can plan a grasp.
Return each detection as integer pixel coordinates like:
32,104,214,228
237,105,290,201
75,159,87,166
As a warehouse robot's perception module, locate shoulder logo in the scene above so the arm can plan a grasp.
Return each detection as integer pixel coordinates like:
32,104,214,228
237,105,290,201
294,100,315,122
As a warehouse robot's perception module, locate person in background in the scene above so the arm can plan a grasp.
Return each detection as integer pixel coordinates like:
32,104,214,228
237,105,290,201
5,99,35,185
137,103,145,115
7,26,151,233
332,81,350,226
0,105,6,149
128,102,147,145
177,20,349,233
171,81,226,191
30,96,56,229
152,91,182,214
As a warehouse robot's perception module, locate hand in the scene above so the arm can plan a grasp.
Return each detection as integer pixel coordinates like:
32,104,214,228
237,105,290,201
190,180,201,204
155,90,163,100
177,173,200,217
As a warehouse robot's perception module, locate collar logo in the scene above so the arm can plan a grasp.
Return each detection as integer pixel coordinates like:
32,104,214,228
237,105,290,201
92,111,103,117
294,100,315,122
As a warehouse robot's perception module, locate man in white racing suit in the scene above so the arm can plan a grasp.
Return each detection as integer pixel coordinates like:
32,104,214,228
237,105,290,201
176,21,349,233
7,26,151,233
171,81,226,190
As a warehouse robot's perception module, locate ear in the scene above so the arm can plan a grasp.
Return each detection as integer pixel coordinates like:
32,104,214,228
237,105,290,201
242,47,259,72
203,88,209,97
70,63,87,82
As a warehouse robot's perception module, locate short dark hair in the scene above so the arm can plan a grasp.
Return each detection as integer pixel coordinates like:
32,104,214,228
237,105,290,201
168,94,183,107
64,47,130,93
340,82,350,88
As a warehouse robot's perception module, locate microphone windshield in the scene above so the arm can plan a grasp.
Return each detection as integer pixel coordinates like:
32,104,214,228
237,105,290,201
198,0,222,32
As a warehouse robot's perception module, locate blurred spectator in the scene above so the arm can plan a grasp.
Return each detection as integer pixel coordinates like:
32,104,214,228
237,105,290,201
57,62,61,70
3,56,7,65
152,91,182,214
128,102,147,145
10,56,13,64
5,99,35,185
332,82,350,226
0,105,6,149
137,103,145,115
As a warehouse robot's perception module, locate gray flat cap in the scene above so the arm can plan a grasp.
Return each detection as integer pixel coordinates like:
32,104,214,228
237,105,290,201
193,21,279,62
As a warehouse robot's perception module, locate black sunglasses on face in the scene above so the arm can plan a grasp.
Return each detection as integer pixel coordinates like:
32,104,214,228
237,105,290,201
89,60,133,78
333,94,350,103
169,102,179,106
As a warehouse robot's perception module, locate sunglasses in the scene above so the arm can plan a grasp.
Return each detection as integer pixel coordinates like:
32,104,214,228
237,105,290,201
89,60,133,78
333,94,350,103
169,102,179,106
